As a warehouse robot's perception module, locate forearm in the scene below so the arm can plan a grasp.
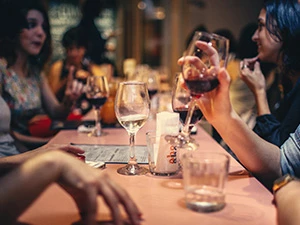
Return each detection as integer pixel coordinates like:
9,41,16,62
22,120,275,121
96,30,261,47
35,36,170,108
13,131,51,146
254,89,271,116
275,181,300,225
211,110,281,183
0,151,62,224
0,146,49,175
41,76,72,119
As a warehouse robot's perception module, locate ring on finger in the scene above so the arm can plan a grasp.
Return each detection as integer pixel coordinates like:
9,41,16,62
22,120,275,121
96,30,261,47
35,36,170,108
241,63,248,70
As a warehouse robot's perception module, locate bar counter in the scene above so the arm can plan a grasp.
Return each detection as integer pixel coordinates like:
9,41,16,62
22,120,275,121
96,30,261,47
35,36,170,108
19,119,276,225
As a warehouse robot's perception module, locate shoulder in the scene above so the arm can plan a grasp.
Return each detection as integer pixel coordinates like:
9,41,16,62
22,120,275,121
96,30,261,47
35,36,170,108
47,60,64,80
90,63,112,79
49,60,63,72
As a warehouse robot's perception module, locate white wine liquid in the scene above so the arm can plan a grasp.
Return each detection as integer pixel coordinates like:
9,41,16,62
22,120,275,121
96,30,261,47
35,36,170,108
119,114,148,133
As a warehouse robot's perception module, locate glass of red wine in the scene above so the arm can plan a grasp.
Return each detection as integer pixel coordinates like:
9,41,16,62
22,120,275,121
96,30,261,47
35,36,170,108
180,32,229,140
182,31,229,97
85,76,109,136
146,69,160,120
147,69,160,98
172,72,202,149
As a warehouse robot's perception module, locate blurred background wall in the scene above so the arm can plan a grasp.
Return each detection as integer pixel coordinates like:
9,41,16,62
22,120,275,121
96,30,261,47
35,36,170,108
45,0,264,83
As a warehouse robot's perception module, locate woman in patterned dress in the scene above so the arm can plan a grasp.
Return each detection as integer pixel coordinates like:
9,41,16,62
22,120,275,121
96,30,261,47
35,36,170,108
0,0,84,149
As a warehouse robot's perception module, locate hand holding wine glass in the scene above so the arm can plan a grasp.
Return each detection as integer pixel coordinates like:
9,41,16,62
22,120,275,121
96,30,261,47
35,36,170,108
180,31,229,97
114,81,150,175
85,76,109,136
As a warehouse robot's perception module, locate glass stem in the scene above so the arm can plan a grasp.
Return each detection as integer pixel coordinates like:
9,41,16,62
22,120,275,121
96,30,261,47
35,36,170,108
94,107,102,136
182,100,196,138
128,133,137,165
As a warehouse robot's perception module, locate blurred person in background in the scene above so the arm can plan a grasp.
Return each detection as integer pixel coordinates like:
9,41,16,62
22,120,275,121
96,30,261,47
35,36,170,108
77,0,114,67
240,0,300,147
0,0,84,150
47,26,112,116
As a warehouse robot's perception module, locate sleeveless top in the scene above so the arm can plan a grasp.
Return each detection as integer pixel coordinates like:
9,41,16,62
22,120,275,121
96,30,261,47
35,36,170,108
0,63,20,157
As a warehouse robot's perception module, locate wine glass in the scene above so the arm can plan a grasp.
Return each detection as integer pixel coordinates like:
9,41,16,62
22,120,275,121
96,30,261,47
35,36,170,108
85,76,109,136
181,31,229,132
182,31,229,96
114,81,150,175
147,69,160,120
172,72,203,148
147,69,160,99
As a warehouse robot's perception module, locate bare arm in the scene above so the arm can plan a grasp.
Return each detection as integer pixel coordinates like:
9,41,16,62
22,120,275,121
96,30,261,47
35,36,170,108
47,60,67,95
0,145,84,176
196,68,281,187
0,151,142,225
275,180,300,225
12,130,51,148
41,67,84,120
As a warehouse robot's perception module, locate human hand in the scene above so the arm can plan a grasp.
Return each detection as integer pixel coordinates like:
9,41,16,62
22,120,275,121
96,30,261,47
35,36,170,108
34,144,85,160
178,41,220,72
240,57,266,94
56,152,142,225
65,66,85,102
195,68,233,125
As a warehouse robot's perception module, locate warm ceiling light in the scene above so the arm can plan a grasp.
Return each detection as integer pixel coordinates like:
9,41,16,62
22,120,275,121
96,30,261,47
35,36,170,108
137,1,147,10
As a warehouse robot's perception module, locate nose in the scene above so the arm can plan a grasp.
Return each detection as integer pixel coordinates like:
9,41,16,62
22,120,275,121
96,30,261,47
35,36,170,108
35,25,46,38
252,29,258,42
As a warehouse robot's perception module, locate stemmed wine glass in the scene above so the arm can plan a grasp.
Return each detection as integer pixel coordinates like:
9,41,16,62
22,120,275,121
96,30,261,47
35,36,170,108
114,81,150,175
85,76,109,136
147,69,160,119
147,69,160,99
172,72,203,148
181,31,229,129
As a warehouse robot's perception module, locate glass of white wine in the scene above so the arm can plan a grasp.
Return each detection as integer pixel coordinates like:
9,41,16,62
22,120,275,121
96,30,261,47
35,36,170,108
114,81,150,175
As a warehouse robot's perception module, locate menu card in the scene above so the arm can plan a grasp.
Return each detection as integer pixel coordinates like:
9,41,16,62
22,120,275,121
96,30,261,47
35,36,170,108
72,144,148,164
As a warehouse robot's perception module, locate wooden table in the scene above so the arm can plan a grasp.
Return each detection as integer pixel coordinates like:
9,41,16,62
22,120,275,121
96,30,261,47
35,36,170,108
19,119,276,225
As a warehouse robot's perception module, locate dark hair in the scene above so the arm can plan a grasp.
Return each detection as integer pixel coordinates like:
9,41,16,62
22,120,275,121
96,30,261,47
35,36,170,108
0,0,52,70
185,24,209,49
264,0,300,75
213,28,237,54
62,26,88,49
81,0,104,20
236,22,258,59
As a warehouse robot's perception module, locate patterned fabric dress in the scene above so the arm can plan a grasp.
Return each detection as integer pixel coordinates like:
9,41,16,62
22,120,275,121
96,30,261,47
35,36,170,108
2,69,45,136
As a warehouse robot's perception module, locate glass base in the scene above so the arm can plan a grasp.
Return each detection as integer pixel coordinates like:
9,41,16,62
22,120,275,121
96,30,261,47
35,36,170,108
88,128,107,137
164,134,199,150
117,164,148,175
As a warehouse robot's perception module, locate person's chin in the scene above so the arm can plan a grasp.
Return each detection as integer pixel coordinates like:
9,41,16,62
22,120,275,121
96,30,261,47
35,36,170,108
29,48,42,56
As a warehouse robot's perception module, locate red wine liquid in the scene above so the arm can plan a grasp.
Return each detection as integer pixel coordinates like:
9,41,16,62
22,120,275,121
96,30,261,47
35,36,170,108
87,97,107,109
185,76,219,97
173,107,203,125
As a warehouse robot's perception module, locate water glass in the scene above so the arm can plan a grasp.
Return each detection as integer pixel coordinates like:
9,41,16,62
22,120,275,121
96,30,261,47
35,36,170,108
146,131,179,176
182,151,229,212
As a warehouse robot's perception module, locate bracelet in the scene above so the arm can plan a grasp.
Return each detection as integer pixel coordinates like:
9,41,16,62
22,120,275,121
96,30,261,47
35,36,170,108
272,174,296,205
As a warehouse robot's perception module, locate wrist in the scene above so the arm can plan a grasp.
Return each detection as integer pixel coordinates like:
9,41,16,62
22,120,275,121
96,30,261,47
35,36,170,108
273,174,298,205
62,96,75,109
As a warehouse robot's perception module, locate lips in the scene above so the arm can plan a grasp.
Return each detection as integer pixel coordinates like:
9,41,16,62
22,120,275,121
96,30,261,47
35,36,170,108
32,41,42,48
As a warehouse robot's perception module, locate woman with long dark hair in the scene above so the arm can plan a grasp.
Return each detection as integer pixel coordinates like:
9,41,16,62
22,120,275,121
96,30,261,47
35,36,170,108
0,0,84,150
